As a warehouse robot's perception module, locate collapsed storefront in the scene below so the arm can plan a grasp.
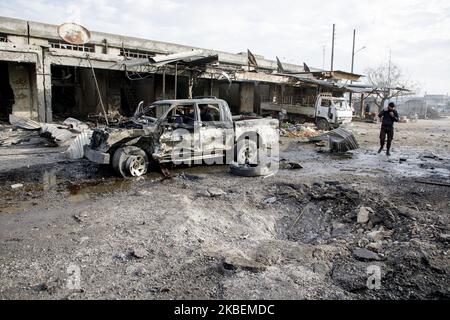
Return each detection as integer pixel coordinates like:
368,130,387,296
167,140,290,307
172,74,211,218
0,17,365,124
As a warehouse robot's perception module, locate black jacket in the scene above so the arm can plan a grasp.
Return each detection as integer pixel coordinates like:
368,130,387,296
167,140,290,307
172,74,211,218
378,109,399,127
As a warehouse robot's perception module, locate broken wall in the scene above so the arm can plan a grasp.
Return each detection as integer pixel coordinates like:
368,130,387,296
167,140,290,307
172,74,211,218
8,62,38,119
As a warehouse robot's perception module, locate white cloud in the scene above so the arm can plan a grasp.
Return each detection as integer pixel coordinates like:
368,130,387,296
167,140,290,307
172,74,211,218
1,0,449,93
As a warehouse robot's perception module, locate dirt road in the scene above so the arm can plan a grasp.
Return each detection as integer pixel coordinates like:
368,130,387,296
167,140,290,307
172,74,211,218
0,118,449,299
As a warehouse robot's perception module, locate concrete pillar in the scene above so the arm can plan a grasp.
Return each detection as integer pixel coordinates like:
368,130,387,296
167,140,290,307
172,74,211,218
239,82,255,114
43,54,52,122
8,63,38,119
35,56,47,122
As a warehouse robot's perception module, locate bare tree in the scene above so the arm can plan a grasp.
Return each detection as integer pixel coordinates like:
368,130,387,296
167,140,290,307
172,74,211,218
366,62,417,112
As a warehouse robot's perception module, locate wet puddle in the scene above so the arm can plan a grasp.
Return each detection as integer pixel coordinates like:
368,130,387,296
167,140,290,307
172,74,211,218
0,161,229,214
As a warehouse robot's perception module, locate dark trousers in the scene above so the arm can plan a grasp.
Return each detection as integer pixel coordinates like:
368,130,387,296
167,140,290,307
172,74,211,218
380,126,394,150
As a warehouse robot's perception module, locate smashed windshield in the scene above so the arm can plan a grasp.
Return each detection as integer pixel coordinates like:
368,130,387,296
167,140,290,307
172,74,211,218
134,103,172,120
333,99,350,110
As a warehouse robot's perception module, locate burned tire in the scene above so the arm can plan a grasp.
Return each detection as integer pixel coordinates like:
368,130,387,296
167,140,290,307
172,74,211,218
112,146,149,178
297,117,307,124
230,162,274,177
316,118,331,131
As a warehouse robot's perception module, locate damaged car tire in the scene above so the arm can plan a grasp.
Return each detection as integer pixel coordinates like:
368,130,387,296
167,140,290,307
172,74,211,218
316,118,331,131
112,146,149,178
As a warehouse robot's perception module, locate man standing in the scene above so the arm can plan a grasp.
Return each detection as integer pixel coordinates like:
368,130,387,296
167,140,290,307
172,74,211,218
378,102,399,156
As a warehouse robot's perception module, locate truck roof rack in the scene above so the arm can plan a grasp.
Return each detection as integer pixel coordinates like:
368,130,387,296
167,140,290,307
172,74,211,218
194,96,218,99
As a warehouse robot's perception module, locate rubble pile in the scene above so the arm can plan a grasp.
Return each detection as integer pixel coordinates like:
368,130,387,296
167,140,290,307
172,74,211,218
280,123,322,139
2,115,94,159
270,180,449,299
310,128,359,152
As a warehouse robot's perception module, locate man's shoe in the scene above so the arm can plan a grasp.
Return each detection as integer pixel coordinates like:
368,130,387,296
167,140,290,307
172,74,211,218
378,147,383,153
386,150,391,156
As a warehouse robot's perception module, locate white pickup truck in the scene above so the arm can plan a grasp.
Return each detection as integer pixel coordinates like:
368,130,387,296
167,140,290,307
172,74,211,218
84,98,279,177
261,93,353,130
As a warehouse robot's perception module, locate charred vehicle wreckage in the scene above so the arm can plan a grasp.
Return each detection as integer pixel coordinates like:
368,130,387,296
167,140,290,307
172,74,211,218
84,98,280,177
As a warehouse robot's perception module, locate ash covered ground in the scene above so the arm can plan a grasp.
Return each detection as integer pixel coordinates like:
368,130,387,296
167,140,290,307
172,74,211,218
0,119,449,300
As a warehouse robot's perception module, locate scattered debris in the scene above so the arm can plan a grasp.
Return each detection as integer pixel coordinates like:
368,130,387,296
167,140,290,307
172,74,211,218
9,114,41,130
208,188,226,197
73,212,88,223
222,255,267,273
114,253,128,262
65,130,94,159
281,124,321,139
352,248,380,261
366,242,383,253
279,159,304,170
263,197,277,204
40,124,74,146
0,130,55,147
11,183,23,189
332,262,372,292
310,128,359,152
131,248,148,259
367,229,392,242
315,141,327,147
63,118,90,132
438,234,450,243
357,206,372,224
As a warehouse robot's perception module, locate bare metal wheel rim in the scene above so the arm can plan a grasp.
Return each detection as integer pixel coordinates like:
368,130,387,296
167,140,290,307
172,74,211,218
126,155,147,177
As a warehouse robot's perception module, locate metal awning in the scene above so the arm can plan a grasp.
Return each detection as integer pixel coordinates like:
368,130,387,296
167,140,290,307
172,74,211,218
292,76,341,89
121,49,218,68
317,70,364,82
343,84,375,93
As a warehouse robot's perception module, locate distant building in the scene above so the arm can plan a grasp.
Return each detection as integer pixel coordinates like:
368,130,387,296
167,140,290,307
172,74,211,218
424,94,449,113
397,98,426,117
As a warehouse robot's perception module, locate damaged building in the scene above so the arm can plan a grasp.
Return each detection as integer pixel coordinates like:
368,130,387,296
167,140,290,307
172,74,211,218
0,16,365,123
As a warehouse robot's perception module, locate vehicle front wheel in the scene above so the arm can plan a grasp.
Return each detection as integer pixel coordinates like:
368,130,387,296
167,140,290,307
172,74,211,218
316,118,331,131
112,146,149,178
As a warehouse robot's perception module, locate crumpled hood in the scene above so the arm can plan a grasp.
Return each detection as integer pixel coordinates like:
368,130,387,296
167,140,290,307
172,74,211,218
90,124,157,152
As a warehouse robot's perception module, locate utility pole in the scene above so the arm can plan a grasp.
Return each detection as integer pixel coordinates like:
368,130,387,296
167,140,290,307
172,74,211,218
387,49,392,108
331,24,335,71
388,49,392,85
351,29,356,75
349,29,356,106
322,45,326,70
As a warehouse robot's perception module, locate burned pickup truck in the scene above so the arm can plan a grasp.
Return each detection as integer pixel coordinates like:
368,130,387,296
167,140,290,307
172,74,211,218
84,98,279,177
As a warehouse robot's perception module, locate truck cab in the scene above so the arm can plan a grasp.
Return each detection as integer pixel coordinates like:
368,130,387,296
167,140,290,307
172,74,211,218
259,92,353,131
315,94,353,130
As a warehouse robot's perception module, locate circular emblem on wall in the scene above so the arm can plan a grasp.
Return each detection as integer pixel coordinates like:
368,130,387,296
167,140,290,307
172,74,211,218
57,23,91,45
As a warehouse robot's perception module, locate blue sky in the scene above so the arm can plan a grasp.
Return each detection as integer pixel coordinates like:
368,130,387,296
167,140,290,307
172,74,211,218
1,0,449,94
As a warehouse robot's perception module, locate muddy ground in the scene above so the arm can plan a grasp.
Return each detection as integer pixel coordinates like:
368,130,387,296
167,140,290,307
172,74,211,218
0,118,449,300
